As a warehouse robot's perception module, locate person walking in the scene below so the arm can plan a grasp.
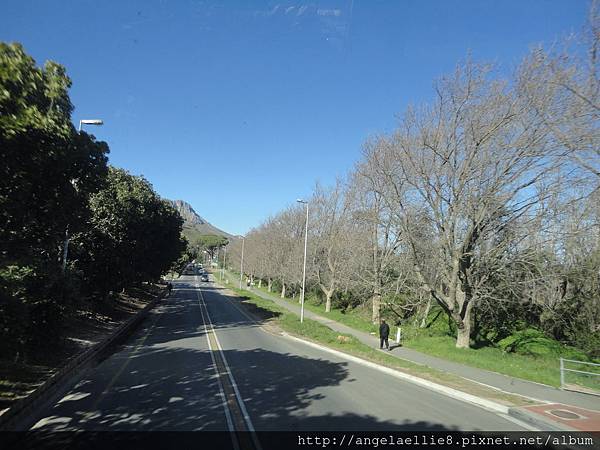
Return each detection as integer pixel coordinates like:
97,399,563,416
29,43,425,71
379,319,390,350
167,282,173,296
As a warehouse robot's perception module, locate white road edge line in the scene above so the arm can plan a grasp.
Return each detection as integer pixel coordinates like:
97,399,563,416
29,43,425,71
194,277,239,450
197,281,263,450
214,279,538,430
282,333,516,416
214,283,271,330
465,378,551,406
234,282,554,406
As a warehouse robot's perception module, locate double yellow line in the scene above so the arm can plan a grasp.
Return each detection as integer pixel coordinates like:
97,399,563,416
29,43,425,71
195,278,262,450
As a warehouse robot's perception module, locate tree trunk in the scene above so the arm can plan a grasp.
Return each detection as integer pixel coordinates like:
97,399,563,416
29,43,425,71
371,291,381,324
419,297,432,328
281,282,286,298
325,290,333,312
455,301,473,349
258,279,262,288
268,278,272,292
456,323,470,348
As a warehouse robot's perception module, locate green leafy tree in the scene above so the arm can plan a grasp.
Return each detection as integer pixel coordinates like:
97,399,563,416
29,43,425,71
74,167,186,296
195,235,228,260
0,43,109,358
0,43,109,266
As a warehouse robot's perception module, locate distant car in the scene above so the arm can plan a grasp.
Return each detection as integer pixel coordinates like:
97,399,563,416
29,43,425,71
200,273,209,282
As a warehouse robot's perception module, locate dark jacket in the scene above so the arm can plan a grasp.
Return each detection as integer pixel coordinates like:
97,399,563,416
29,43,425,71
379,322,390,338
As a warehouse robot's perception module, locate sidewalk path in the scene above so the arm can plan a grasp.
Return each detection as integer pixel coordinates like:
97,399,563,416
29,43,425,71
223,275,599,413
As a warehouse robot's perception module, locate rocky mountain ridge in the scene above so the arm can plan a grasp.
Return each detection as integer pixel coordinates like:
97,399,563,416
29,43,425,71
168,199,231,238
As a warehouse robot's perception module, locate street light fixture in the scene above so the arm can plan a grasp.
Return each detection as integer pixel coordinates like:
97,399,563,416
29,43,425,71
78,119,104,132
297,199,309,323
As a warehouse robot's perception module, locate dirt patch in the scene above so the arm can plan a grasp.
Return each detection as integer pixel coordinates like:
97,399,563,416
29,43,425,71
0,284,164,415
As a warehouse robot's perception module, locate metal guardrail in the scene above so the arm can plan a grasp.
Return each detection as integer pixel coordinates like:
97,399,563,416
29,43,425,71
560,357,600,396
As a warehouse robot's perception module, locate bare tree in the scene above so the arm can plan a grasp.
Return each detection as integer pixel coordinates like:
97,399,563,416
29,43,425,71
309,180,355,312
517,3,599,181
350,158,404,324
364,61,564,347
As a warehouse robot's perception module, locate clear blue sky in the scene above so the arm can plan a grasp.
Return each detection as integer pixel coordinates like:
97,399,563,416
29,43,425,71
2,0,589,235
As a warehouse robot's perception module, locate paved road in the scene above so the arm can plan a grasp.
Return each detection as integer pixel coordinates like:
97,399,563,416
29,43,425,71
235,277,600,412
27,276,528,434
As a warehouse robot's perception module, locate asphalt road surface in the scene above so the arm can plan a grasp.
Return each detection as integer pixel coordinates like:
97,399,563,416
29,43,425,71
27,276,528,434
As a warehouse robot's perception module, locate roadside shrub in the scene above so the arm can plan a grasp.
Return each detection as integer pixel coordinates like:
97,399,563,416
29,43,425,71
332,290,362,312
498,328,590,361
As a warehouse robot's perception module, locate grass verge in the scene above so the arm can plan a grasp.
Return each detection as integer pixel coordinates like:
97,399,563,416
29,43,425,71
219,270,598,392
216,274,535,407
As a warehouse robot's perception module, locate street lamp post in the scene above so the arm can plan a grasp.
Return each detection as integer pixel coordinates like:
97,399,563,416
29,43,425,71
221,245,227,281
63,118,103,273
239,236,245,289
297,199,309,323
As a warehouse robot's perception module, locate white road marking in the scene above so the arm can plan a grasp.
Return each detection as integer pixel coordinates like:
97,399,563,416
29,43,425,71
197,280,262,450
213,278,536,429
207,282,283,338
283,333,511,414
195,277,239,448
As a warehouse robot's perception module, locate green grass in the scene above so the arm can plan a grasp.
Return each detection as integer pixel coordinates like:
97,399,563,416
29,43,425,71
400,327,600,390
219,270,598,392
251,281,379,334
404,335,562,386
561,359,600,393
224,282,448,375
216,275,535,406
301,297,379,334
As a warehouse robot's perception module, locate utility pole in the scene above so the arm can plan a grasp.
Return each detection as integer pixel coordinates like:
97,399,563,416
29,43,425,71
221,245,227,281
239,236,245,289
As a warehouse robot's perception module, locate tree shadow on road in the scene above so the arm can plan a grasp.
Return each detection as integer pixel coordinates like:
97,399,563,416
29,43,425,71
15,279,516,450
23,343,461,434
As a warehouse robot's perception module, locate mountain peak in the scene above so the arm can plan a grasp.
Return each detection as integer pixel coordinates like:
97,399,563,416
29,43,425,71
170,200,206,225
168,199,232,238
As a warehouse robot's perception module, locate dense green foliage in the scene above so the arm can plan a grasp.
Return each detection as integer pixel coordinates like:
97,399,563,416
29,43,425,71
72,167,187,296
0,43,187,360
183,230,228,261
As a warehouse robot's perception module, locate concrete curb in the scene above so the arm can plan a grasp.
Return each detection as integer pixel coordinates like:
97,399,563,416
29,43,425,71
507,407,574,432
219,279,572,431
282,332,510,415
0,288,165,431
219,279,511,416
